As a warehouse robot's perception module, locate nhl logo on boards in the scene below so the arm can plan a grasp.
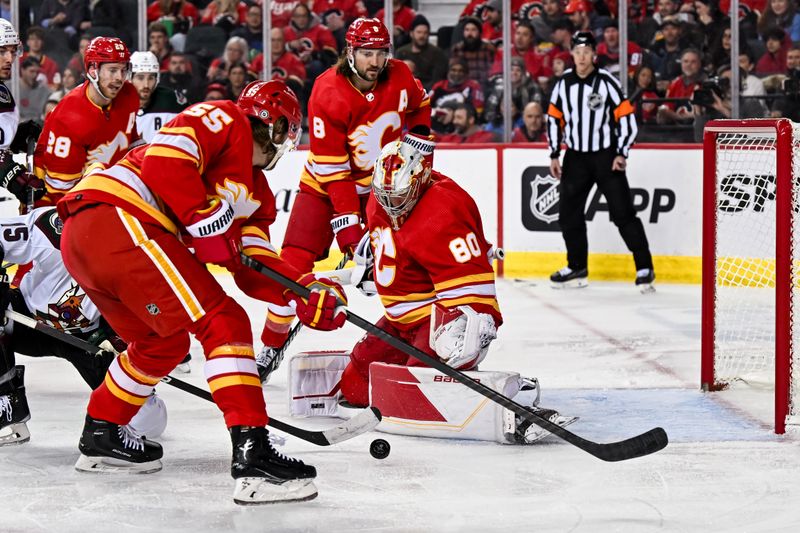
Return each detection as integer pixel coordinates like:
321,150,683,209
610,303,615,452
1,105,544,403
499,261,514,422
146,303,161,316
521,166,561,232
588,92,603,111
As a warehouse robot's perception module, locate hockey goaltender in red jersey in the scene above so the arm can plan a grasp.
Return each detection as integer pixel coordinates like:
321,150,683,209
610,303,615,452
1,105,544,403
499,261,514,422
290,133,576,445
56,80,348,504
35,37,140,204
260,17,431,366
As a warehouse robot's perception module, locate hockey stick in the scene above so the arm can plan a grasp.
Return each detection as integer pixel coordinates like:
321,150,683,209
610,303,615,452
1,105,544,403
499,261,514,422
4,309,381,446
241,254,669,462
25,136,36,212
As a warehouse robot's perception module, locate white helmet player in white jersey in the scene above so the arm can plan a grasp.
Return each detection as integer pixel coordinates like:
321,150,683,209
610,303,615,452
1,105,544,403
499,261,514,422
0,19,21,151
129,51,160,107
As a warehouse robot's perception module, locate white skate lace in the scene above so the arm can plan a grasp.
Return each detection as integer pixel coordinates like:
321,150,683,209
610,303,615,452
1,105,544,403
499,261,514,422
266,434,301,464
268,432,286,447
118,425,145,452
557,267,572,276
0,395,11,421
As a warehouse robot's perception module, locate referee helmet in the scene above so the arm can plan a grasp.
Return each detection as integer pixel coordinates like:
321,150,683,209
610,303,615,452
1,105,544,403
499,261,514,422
571,31,596,50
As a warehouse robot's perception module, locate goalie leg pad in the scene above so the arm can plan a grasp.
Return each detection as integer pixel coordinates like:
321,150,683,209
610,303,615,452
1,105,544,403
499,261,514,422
288,351,350,418
369,362,522,443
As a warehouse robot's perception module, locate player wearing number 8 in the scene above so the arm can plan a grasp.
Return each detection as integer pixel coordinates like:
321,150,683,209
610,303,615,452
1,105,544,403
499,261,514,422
129,51,188,143
338,133,503,406
34,37,141,205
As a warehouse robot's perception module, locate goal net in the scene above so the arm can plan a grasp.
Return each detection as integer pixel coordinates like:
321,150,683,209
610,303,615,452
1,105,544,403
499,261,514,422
702,119,800,434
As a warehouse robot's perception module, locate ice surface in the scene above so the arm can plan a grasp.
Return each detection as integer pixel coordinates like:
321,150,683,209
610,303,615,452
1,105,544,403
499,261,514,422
3,277,800,532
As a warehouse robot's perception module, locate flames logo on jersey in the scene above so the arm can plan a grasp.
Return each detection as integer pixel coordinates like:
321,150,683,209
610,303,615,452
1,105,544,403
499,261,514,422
37,284,92,332
348,111,402,171
87,131,130,165
216,178,261,219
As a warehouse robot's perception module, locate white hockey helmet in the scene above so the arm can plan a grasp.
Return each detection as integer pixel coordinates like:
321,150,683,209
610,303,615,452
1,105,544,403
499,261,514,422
129,51,160,85
371,133,435,229
0,19,21,53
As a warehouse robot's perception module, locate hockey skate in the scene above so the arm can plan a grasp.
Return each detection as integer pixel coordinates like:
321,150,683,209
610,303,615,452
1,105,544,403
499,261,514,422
230,426,317,505
255,346,283,384
75,415,163,474
510,407,579,444
0,366,31,446
550,267,588,289
174,353,192,374
635,269,656,294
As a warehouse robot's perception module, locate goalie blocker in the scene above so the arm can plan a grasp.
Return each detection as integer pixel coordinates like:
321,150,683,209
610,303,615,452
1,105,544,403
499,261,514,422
288,352,575,444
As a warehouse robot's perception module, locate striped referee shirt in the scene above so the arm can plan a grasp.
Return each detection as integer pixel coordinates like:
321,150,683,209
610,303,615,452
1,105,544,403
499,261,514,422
546,67,637,159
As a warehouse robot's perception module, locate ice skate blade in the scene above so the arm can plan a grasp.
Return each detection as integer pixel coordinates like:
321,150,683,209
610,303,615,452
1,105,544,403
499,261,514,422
75,454,162,474
523,416,579,444
233,477,318,505
638,283,656,294
0,422,31,446
550,279,588,290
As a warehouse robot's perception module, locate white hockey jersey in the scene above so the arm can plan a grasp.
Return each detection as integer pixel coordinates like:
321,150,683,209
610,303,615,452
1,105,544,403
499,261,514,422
136,85,188,143
1,207,100,333
0,81,19,150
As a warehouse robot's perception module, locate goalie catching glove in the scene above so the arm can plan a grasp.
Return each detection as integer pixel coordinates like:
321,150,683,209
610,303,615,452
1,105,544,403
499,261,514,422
0,149,45,205
350,232,377,296
185,197,240,270
285,273,348,331
430,303,497,369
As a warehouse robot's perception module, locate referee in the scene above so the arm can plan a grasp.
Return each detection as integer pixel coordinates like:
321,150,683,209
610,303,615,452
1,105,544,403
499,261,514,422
546,31,654,291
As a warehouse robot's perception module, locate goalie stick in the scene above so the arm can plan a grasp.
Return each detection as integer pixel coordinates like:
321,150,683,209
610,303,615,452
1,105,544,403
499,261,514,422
241,254,669,462
4,308,382,446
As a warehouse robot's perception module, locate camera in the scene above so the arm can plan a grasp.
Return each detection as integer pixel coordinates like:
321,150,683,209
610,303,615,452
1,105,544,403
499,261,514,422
691,77,729,107
783,69,800,97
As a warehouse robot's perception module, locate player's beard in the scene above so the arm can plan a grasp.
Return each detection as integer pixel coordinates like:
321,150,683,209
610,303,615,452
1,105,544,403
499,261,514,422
356,65,381,82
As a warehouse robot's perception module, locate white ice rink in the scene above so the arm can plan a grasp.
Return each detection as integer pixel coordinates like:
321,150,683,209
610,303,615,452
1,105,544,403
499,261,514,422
3,276,800,532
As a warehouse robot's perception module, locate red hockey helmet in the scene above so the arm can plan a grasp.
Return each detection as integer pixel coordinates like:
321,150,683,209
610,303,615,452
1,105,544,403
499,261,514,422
345,17,391,49
237,80,302,170
84,36,131,72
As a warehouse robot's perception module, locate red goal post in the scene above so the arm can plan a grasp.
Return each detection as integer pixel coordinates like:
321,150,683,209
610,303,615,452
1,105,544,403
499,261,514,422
701,119,798,434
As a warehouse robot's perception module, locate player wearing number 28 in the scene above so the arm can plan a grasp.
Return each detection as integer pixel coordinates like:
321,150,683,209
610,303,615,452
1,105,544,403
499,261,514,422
34,37,140,204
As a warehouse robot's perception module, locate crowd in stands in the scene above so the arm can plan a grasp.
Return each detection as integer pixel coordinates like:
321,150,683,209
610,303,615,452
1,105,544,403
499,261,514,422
11,0,800,144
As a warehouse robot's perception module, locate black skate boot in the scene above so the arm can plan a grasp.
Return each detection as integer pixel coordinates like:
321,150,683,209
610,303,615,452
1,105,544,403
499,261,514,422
550,267,588,289
75,414,163,474
255,346,283,384
635,269,656,293
0,366,31,446
230,426,317,504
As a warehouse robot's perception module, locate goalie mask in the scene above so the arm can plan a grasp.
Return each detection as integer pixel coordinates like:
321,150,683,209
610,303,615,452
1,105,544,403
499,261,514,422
372,134,435,229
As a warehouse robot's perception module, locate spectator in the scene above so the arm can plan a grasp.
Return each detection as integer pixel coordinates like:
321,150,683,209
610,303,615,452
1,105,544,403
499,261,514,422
690,0,730,53
438,103,499,143
146,0,199,35
757,0,800,43
159,51,203,104
771,45,800,120
65,33,90,77
207,36,249,80
284,3,338,82
201,1,248,33
597,20,643,79
44,97,60,117
250,28,307,96
314,1,369,49
629,65,660,123
512,101,547,142
232,4,265,55
756,28,790,75
739,49,766,97
375,0,416,47
395,15,449,91
490,20,552,82
21,26,61,90
541,19,575,70
19,56,52,121
564,0,603,35
204,81,230,101
708,26,732,73
485,56,544,129
658,48,704,124
429,58,485,133
647,19,686,92
526,0,564,43
49,65,81,101
481,0,504,47
693,64,766,140
636,0,690,46
37,0,91,39
227,62,252,100
90,0,128,46
148,22,174,72
451,16,496,89
271,0,304,29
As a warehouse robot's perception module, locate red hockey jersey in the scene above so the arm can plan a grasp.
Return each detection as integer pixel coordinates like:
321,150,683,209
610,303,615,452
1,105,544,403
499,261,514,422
366,172,501,329
300,59,430,198
57,99,298,304
35,81,140,202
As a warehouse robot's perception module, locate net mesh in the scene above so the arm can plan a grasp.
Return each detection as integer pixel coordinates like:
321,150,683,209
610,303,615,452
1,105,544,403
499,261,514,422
712,126,799,424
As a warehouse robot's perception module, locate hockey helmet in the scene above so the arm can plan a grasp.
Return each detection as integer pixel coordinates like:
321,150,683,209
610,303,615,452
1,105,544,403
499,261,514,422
571,31,597,50
372,134,435,229
0,19,20,53
345,17,391,50
237,80,302,170
130,51,160,85
84,36,131,72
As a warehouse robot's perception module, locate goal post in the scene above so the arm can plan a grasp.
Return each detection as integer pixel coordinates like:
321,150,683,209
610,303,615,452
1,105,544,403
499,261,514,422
702,118,796,434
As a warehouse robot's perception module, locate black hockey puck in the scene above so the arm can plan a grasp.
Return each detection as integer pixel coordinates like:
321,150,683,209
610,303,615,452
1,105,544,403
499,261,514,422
369,438,390,460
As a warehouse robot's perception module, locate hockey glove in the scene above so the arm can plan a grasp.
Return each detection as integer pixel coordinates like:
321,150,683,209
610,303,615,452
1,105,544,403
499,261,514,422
351,232,377,297
0,150,45,205
9,120,43,154
330,212,365,255
186,197,240,270
430,303,497,370
285,273,348,331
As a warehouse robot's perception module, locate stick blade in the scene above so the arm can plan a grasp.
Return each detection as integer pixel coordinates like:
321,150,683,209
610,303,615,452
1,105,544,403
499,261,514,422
588,427,669,462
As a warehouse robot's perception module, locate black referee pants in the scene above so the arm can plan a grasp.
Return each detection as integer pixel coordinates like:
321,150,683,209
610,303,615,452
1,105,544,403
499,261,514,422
558,148,652,272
